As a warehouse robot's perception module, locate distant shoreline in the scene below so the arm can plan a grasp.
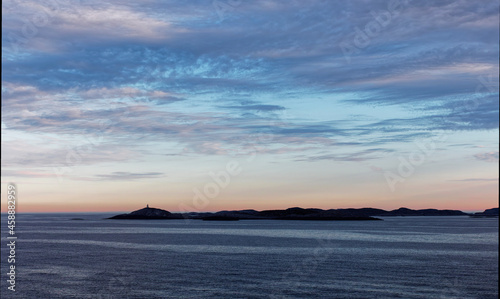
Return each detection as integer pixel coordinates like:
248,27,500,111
107,206,498,221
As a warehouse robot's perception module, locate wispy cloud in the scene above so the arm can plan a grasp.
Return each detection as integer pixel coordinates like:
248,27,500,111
297,148,395,162
474,152,499,163
220,104,286,112
90,172,165,181
449,178,498,182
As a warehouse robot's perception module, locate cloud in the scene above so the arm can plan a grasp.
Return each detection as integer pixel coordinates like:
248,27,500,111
449,178,498,182
474,152,499,163
221,104,286,112
297,148,395,162
2,0,184,56
1,138,139,168
1,169,60,179
1,0,498,165
90,172,165,181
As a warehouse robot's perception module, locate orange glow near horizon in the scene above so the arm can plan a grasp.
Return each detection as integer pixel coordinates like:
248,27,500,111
3,191,497,213
2,174,497,213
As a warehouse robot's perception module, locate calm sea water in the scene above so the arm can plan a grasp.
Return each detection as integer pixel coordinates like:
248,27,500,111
1,214,498,298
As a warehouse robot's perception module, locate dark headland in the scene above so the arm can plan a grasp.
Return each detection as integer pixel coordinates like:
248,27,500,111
470,208,499,218
107,206,484,221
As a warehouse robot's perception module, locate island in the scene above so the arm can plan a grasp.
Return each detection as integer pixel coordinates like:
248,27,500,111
109,205,184,219
470,208,499,218
108,205,477,221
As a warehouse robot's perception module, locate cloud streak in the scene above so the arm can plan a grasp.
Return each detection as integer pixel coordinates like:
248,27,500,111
90,172,165,181
474,152,499,163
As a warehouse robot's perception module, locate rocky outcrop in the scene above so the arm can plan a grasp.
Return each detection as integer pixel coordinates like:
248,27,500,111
470,208,499,217
379,207,468,216
109,206,183,219
254,207,382,220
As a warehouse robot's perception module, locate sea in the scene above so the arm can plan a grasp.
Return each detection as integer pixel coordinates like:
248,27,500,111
0,214,498,298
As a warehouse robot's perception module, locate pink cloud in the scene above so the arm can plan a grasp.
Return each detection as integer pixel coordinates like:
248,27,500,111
474,151,499,162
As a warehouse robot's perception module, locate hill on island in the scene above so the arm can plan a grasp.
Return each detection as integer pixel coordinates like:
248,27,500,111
108,206,474,221
470,208,499,218
109,206,183,219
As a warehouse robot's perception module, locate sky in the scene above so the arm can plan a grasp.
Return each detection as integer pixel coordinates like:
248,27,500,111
1,0,498,213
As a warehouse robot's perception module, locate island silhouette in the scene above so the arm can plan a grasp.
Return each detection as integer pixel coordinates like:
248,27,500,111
107,206,490,221
470,208,499,218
